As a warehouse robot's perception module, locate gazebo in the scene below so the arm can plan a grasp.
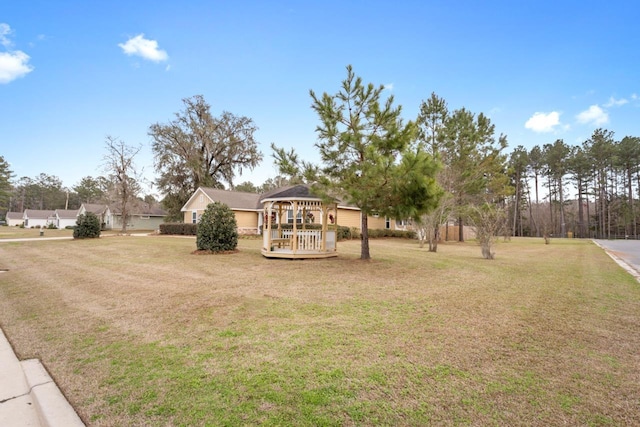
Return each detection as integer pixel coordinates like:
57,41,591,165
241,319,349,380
260,185,339,259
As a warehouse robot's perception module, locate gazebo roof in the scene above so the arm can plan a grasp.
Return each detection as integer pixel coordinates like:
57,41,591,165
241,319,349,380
260,184,335,203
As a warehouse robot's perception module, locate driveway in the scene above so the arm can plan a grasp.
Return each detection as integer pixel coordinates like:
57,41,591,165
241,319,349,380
593,239,640,280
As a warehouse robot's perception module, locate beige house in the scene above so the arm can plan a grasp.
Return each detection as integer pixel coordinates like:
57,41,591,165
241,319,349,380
181,186,411,235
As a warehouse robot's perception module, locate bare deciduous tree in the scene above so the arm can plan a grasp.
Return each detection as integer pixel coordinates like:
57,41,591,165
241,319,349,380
103,136,142,233
467,203,507,259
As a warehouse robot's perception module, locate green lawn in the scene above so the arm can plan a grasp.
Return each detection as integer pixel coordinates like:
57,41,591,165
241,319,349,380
0,236,638,426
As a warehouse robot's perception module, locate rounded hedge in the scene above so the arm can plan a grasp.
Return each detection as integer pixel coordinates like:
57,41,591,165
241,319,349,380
196,202,238,252
73,212,101,239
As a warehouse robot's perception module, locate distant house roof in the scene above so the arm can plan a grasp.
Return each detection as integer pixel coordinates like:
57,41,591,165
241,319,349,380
82,204,110,215
183,185,354,213
198,188,262,210
24,209,55,219
55,209,79,219
110,202,167,217
6,212,22,220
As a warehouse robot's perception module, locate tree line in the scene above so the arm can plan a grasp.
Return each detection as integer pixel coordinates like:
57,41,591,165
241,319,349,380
508,130,640,240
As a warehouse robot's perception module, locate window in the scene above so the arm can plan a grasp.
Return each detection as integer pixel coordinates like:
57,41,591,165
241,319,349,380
140,215,150,220
385,217,390,229
396,219,408,227
192,211,197,224
287,210,303,224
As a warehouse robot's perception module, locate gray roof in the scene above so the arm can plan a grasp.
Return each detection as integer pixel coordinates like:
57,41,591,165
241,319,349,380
24,209,55,219
109,201,167,216
200,188,262,210
82,204,109,215
260,184,322,201
193,185,346,211
55,209,79,219
6,212,22,220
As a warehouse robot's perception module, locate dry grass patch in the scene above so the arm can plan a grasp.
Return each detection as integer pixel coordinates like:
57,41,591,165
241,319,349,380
0,236,638,426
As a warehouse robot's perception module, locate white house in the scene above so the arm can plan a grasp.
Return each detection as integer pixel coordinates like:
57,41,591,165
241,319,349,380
54,209,80,229
23,210,55,228
5,212,23,227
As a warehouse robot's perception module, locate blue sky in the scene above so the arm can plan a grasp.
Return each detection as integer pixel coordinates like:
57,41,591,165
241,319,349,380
1,0,638,195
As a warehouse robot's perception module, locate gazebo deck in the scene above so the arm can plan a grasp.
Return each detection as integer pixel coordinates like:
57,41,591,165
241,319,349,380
260,248,338,259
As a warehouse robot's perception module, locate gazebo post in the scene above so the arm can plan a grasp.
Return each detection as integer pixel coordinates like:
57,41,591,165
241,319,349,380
292,201,298,253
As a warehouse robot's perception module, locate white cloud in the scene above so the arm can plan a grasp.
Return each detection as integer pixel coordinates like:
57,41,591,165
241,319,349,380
604,96,628,107
118,34,168,62
576,105,609,126
0,24,33,84
0,23,13,48
524,111,561,133
383,83,394,91
0,51,34,83
632,93,638,100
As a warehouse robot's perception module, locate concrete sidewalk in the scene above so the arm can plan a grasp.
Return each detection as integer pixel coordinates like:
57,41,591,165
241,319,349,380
0,327,84,426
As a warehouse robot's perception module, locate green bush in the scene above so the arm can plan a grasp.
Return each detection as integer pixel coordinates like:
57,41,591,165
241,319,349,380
73,212,101,239
196,202,238,252
47,223,57,229
159,223,198,235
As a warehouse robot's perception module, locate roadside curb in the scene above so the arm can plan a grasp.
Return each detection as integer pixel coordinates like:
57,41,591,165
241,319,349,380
592,240,640,282
21,359,85,427
0,328,84,427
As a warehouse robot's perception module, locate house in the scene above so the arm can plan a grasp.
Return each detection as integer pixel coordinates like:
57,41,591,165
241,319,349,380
110,202,167,231
181,187,264,234
54,209,80,229
22,210,55,228
5,212,23,227
78,204,112,229
180,186,411,235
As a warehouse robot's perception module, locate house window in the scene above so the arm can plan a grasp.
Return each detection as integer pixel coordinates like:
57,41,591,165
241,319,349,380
192,211,197,224
385,217,390,229
395,219,408,229
199,195,204,203
140,215,150,220
287,210,303,224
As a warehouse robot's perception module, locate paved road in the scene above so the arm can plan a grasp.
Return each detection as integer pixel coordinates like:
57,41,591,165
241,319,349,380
594,239,640,279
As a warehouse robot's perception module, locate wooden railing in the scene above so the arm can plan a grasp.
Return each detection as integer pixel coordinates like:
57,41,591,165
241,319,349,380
268,229,335,251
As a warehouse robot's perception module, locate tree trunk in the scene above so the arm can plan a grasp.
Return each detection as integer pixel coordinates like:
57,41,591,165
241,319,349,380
512,177,520,237
458,216,464,242
558,177,566,238
360,213,370,260
577,179,584,238
627,166,634,238
431,226,439,252
534,172,540,237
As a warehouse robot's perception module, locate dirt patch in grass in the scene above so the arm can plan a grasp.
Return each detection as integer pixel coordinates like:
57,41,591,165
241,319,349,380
0,237,638,426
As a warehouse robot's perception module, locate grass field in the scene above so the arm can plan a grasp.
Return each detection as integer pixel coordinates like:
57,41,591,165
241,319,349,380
0,235,638,426
0,226,74,239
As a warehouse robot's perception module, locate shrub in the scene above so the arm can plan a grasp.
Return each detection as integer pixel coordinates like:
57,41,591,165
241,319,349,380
47,223,57,229
159,223,198,235
196,202,238,252
73,212,101,239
